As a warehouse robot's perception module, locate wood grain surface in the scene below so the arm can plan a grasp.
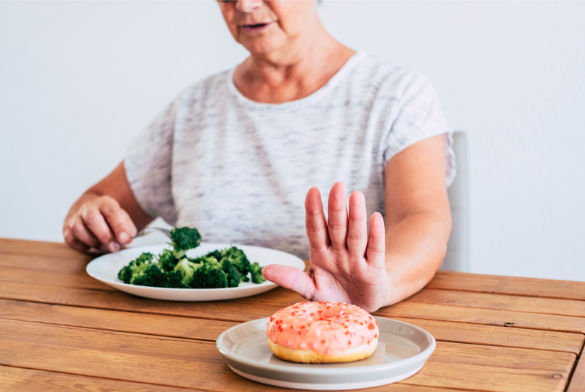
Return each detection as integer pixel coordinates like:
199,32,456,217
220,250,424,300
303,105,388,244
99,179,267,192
0,238,583,392
428,271,585,300
567,343,585,392
0,366,478,392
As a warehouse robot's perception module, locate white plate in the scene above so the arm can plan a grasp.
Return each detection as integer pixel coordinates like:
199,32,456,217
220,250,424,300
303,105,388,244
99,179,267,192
217,317,435,390
86,243,306,301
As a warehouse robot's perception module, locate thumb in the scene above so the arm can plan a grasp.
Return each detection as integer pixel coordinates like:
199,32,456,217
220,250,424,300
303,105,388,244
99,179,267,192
262,264,316,300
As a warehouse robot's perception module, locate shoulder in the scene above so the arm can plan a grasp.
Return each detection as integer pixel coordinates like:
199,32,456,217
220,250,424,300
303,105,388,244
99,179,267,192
172,68,233,109
350,54,433,99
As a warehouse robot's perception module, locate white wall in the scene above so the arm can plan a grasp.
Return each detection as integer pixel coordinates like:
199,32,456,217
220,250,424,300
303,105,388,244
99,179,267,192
1,1,584,281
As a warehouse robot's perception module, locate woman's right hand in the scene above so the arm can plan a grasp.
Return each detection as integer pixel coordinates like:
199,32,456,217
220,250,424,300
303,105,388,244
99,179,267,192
63,194,137,254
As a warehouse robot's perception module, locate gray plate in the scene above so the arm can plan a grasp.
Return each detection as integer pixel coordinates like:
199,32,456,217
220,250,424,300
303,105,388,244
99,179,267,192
217,316,435,390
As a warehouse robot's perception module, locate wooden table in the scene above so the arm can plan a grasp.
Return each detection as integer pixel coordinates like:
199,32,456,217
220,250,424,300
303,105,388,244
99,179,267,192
1,238,585,392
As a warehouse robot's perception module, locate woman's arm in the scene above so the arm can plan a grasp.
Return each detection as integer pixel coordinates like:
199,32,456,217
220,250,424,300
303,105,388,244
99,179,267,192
382,134,452,305
262,134,451,311
63,161,154,253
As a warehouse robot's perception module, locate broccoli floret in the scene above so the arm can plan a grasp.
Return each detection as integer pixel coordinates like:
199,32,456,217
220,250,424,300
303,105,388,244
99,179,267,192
191,264,228,289
240,275,250,283
190,254,222,265
131,263,168,287
173,258,200,287
221,247,251,275
170,227,202,259
202,255,222,269
118,252,154,284
190,254,219,265
118,265,133,284
204,249,223,261
135,252,155,264
222,259,242,288
164,270,189,288
248,262,266,284
158,248,179,272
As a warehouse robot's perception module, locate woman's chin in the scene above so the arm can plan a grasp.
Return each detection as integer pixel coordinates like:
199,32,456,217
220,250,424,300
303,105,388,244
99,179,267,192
245,44,277,55
240,36,287,57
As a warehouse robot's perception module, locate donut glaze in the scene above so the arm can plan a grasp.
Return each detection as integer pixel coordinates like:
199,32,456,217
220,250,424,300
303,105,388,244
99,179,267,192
266,301,379,358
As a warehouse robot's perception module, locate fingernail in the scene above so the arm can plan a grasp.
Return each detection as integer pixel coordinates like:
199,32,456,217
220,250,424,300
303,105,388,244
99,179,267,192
108,242,120,252
119,232,130,243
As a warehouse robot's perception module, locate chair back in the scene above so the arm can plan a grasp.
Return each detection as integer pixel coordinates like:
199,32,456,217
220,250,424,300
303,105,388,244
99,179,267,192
440,131,470,272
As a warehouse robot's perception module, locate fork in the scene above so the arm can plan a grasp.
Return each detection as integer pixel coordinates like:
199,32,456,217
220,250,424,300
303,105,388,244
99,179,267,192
134,227,172,239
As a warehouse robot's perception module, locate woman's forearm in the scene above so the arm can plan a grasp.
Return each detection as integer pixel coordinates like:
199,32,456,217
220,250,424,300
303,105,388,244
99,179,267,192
382,211,451,306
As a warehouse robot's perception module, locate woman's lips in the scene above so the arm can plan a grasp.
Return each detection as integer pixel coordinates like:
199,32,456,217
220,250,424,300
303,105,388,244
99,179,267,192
240,22,273,34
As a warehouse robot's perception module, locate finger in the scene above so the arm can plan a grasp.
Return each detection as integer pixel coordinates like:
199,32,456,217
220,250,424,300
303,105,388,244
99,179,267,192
70,239,91,253
63,226,91,253
123,212,138,239
366,212,386,268
347,191,368,257
327,182,348,251
69,218,101,249
262,264,316,300
305,187,330,252
80,207,120,253
99,198,137,245
88,244,109,255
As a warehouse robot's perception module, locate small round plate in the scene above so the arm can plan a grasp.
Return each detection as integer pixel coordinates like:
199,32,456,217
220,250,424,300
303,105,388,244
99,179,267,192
217,316,435,390
86,243,305,301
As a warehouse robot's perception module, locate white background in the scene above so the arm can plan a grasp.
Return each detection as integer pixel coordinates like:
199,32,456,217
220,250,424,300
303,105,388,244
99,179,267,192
1,1,584,280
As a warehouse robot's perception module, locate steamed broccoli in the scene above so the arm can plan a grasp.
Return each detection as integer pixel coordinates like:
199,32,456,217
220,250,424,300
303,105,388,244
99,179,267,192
131,263,168,287
221,247,251,275
248,261,266,284
116,227,264,289
170,227,202,259
191,263,228,288
204,249,223,261
164,270,189,288
202,255,222,269
222,259,242,288
173,258,200,287
158,248,179,272
190,254,218,265
117,252,154,284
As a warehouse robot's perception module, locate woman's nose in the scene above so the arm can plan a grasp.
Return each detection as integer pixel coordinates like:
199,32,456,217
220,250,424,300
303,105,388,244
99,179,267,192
236,0,264,13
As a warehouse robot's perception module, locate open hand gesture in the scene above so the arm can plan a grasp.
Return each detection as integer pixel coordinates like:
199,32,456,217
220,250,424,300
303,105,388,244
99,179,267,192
263,182,389,312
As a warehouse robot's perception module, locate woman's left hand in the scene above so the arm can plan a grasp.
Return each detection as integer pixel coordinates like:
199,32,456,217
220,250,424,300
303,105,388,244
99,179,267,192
263,182,390,312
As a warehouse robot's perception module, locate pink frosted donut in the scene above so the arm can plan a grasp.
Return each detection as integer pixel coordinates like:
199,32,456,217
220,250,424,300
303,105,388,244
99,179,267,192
266,301,379,363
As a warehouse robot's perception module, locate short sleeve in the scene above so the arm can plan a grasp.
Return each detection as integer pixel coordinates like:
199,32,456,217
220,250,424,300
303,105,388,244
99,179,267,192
382,73,456,186
124,99,179,225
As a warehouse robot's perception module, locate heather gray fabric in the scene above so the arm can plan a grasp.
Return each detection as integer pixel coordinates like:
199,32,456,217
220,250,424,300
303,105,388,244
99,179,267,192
125,53,455,260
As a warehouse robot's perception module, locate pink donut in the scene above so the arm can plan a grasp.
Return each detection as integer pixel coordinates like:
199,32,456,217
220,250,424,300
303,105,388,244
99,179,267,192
266,301,379,363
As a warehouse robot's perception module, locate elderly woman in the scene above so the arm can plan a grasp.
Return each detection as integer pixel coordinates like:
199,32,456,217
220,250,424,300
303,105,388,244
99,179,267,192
63,0,454,312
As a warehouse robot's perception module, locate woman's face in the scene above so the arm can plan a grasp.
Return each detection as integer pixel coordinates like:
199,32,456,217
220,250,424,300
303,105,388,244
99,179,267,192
218,0,316,56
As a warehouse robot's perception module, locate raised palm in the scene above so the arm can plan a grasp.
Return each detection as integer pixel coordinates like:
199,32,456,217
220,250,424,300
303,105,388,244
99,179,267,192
263,182,389,312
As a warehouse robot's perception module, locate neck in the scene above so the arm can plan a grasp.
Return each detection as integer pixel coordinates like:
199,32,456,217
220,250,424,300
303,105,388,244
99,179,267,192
245,21,342,81
234,22,355,103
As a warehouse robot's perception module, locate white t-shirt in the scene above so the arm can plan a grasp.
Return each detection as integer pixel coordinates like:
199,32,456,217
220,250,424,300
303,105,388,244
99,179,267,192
125,52,455,260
